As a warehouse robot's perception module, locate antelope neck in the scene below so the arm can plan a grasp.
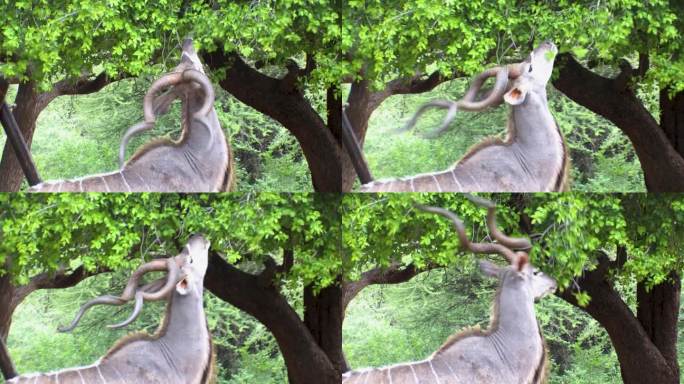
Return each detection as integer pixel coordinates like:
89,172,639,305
487,278,542,373
161,288,209,349
509,88,563,159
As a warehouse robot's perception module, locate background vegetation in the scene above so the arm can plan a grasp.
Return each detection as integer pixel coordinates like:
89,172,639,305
9,273,288,384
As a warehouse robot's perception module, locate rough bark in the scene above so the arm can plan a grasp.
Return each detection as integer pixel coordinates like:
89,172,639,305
342,263,425,312
0,336,17,381
0,82,41,192
203,252,338,384
303,280,345,375
660,89,684,156
0,73,115,191
636,272,681,379
557,253,680,384
0,78,8,103
203,50,346,192
553,54,684,191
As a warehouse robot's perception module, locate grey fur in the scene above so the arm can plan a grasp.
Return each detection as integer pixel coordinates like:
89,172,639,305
343,261,556,384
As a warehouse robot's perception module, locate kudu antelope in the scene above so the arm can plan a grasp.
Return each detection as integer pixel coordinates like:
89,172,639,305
358,41,569,192
342,198,557,384
8,235,215,383
28,40,233,192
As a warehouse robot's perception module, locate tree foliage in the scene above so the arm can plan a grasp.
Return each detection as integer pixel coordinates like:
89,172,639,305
342,194,684,301
344,0,683,91
0,193,341,289
0,0,185,87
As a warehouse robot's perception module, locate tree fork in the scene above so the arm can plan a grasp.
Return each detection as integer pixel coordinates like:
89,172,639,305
202,49,346,192
636,272,681,378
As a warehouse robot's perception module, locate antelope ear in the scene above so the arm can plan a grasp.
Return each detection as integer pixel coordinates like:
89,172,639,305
504,85,528,105
479,260,501,278
516,253,529,271
176,277,190,295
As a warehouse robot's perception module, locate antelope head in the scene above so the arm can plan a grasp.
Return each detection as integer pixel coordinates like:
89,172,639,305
504,40,558,106
402,41,558,137
59,234,211,332
417,196,556,301
118,39,216,168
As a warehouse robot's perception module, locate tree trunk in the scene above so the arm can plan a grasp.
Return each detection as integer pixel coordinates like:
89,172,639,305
0,263,102,379
203,50,348,192
0,83,41,192
204,252,339,384
660,89,684,157
303,281,345,375
0,78,8,103
344,73,450,190
0,336,17,380
553,54,684,191
557,253,680,384
636,272,681,379
0,267,18,380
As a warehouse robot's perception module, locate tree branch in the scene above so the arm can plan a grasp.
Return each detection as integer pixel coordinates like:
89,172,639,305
37,72,121,111
367,71,456,113
12,265,107,308
0,336,16,381
343,262,437,311
0,78,8,104
204,251,338,383
553,53,684,191
202,48,343,191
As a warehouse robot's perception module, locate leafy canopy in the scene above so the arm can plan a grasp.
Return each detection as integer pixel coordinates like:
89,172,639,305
0,1,342,89
342,194,684,305
0,0,184,87
344,1,683,91
0,193,341,289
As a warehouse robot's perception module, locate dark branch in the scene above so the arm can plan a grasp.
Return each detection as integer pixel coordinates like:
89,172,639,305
203,48,342,191
0,78,8,103
52,72,113,96
36,72,123,112
0,336,16,380
257,256,279,288
204,251,338,383
13,265,106,307
281,249,294,274
556,251,678,382
343,262,436,310
367,71,457,112
637,53,650,78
